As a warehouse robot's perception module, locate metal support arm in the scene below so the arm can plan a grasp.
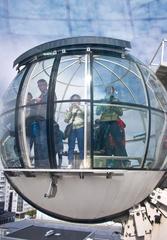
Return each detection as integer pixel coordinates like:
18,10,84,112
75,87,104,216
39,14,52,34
123,188,167,240
44,175,58,198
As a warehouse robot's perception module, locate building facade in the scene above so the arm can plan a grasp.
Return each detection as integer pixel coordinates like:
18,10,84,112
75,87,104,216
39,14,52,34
4,177,34,218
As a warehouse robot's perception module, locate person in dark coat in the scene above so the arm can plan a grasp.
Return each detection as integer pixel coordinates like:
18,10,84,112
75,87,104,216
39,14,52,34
54,122,64,168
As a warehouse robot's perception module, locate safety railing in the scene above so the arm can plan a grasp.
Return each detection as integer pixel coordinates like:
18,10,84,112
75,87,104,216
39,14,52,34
149,39,167,68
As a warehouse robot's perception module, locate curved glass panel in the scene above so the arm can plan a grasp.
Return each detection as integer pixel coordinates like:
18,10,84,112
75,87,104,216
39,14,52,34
93,55,147,105
0,69,26,113
54,54,91,169
160,123,167,170
139,65,167,111
17,59,54,168
1,49,167,171
18,104,49,168
20,58,54,105
53,102,69,168
0,112,21,168
147,74,167,111
0,69,26,168
145,110,166,169
93,104,148,168
55,55,88,101
53,102,91,168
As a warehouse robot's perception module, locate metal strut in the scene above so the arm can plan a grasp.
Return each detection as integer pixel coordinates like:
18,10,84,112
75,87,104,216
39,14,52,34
44,175,58,198
123,187,167,240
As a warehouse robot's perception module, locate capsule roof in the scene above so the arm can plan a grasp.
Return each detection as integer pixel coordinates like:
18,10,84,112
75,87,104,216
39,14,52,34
13,36,131,67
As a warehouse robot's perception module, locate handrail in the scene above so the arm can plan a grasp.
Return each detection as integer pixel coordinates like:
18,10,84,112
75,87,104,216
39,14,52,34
149,39,167,67
2,168,125,173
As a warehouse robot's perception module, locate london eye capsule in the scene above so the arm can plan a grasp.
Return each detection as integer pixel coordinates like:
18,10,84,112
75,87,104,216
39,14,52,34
0,36,167,223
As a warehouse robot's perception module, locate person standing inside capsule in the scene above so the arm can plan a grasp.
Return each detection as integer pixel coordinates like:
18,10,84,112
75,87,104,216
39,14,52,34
54,122,64,168
36,79,48,112
64,94,84,168
33,79,49,168
96,86,127,167
25,92,34,152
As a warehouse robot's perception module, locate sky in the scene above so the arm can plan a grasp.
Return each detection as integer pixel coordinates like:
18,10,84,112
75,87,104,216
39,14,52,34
0,0,167,95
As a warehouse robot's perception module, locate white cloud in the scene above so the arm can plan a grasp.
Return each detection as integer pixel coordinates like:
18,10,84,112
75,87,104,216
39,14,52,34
0,0,167,96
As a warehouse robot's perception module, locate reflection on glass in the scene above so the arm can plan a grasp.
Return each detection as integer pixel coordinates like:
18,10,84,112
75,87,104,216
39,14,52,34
0,112,21,168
